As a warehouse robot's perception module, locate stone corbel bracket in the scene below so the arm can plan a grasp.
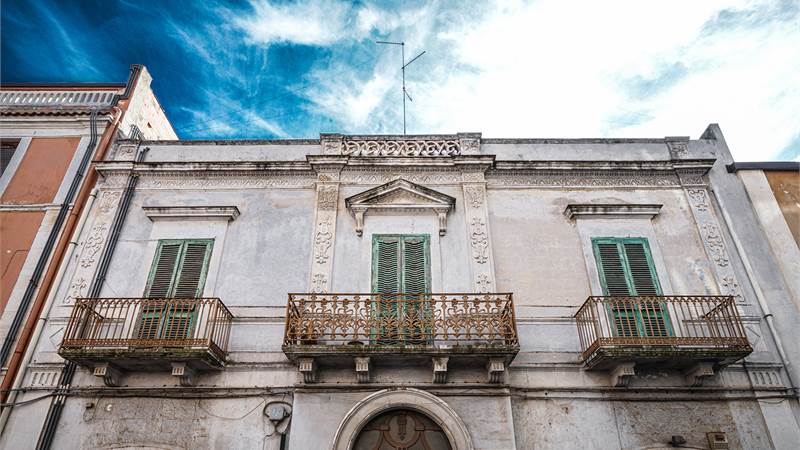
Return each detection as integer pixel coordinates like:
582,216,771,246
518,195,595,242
610,362,636,387
433,357,449,383
299,357,317,383
171,362,197,387
684,362,715,387
355,357,371,383
93,363,123,387
345,179,455,236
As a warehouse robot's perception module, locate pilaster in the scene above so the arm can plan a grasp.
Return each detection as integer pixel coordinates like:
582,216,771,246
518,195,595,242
308,160,344,293
461,169,497,293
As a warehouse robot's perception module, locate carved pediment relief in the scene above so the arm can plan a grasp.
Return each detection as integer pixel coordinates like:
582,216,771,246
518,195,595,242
345,179,455,236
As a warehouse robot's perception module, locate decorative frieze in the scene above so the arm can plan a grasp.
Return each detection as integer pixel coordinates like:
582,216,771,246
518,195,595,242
486,170,680,188
100,172,316,190
340,169,463,186
464,186,484,208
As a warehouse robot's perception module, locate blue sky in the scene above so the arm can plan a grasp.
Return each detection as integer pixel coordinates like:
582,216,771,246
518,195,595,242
2,0,798,161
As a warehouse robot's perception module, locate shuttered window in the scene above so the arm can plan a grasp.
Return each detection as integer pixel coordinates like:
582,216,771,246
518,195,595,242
138,239,213,340
592,237,671,337
371,235,431,343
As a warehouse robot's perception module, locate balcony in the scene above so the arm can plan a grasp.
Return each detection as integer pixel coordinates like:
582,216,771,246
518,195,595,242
59,297,233,386
282,293,519,383
575,295,752,385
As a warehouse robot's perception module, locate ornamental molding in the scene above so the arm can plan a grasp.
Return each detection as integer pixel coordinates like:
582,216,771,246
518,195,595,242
99,171,316,190
486,170,681,188
142,205,241,221
666,138,690,158
321,133,481,157
340,168,463,185
564,203,662,220
345,179,455,236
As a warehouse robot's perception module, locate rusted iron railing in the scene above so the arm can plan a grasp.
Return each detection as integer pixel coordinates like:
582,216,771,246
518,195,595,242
575,295,751,361
283,293,519,347
60,298,233,361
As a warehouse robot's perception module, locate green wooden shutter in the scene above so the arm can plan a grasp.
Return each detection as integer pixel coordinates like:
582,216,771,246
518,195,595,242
145,242,182,298
373,236,401,294
139,239,213,341
621,241,668,336
592,238,669,337
401,236,429,294
371,234,431,344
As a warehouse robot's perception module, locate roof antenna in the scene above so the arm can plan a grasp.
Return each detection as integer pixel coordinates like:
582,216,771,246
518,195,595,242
376,41,425,135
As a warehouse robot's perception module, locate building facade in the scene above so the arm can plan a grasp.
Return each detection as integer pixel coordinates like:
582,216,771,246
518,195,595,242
0,124,798,449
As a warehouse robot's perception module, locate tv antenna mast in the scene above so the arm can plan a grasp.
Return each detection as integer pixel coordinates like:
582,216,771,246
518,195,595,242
376,40,425,134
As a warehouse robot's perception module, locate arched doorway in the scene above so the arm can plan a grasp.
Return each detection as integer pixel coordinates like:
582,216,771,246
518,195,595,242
353,409,452,450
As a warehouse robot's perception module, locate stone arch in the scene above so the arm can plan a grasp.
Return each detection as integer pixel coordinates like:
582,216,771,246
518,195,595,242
331,388,473,450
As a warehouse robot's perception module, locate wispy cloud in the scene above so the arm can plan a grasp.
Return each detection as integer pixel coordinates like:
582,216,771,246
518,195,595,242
232,0,354,47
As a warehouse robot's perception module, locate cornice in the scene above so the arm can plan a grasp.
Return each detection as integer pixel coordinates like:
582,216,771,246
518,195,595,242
564,203,663,220
143,205,240,221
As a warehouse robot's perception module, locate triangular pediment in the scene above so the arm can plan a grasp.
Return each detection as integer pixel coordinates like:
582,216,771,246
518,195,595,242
345,179,455,236
345,179,455,210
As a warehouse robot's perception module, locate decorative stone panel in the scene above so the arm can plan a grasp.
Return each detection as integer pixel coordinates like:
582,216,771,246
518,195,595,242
63,190,122,304
679,170,746,306
320,133,481,157
308,169,342,294
461,172,497,293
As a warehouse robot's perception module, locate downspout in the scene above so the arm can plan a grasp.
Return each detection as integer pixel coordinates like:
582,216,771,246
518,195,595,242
710,188,798,397
36,145,148,450
0,188,99,434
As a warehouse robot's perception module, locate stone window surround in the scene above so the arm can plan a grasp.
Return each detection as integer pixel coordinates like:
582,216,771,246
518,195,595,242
565,203,674,296
135,205,240,298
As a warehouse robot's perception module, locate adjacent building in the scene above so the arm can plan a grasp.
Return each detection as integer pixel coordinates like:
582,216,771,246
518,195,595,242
0,65,176,435
0,75,798,449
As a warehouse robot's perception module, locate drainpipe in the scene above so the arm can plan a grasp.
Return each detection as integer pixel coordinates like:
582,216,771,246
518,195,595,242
0,188,99,434
0,65,139,406
709,188,798,397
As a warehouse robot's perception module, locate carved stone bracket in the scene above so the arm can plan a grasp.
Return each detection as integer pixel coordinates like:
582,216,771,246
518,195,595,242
610,362,636,387
355,357,371,383
666,137,690,159
432,357,449,384
462,181,496,293
299,357,317,383
171,362,197,387
487,357,506,383
684,362,715,387
93,363,122,387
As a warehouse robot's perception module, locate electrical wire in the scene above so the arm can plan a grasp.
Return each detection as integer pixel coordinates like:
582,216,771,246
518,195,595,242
0,392,55,408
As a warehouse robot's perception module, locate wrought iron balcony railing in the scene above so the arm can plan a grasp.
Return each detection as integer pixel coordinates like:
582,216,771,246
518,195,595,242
59,297,233,367
575,295,752,368
283,293,519,352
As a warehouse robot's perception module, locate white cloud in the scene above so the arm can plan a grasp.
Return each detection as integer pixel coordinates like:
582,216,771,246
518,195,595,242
225,0,800,160
233,0,352,46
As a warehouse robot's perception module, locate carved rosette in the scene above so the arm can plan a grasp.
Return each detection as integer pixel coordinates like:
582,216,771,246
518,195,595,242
462,181,496,293
666,140,689,159
63,190,122,304
682,186,745,306
308,182,340,293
